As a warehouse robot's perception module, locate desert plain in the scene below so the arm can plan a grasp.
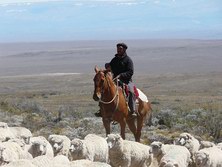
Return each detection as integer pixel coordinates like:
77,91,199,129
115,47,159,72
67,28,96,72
0,39,221,141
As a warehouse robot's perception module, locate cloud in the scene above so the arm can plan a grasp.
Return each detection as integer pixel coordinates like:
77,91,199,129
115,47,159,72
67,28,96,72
6,9,26,13
0,0,57,4
0,0,138,5
0,0,142,8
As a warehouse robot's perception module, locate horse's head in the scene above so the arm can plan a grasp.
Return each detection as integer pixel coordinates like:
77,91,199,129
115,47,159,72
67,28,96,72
93,66,112,101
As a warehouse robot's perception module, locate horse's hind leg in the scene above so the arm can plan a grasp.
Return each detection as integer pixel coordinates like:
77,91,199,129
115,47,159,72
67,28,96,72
126,118,137,141
136,115,144,142
134,100,151,142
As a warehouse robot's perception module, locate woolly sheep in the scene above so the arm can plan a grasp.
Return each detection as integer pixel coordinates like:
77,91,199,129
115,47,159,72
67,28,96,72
0,122,9,128
1,159,36,167
0,122,15,142
216,142,222,150
106,133,152,167
150,141,191,167
159,160,179,167
0,141,32,166
175,132,200,156
31,155,70,167
52,155,70,167
69,134,109,163
150,141,173,163
7,138,26,150
194,147,222,167
9,127,32,144
7,138,33,159
48,134,71,157
27,136,54,158
31,155,52,167
199,141,215,149
70,159,111,167
159,146,191,167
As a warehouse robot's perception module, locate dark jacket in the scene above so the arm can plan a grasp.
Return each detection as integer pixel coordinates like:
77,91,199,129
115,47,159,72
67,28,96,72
109,53,134,84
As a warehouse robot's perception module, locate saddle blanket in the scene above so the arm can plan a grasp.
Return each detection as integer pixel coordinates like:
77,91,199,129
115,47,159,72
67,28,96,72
137,88,149,103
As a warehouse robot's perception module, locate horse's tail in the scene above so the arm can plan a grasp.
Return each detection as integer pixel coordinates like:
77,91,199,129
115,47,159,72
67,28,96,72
145,102,153,126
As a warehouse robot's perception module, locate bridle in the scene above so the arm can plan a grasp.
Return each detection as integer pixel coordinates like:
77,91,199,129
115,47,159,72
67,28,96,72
98,75,119,106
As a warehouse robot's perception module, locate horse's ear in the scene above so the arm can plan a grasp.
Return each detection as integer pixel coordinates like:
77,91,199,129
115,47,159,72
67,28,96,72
94,66,99,73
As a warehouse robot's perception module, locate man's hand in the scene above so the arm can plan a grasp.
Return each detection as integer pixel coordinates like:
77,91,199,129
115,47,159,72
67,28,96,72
105,63,111,69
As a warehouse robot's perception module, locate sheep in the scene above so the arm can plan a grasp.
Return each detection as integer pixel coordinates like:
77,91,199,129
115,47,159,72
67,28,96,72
0,122,9,129
1,159,36,167
69,134,109,163
150,141,191,167
70,159,111,167
150,141,173,163
199,141,216,149
194,147,222,167
3,156,70,167
216,142,222,150
175,132,200,156
159,160,179,167
0,122,15,142
9,127,32,145
52,155,70,167
31,155,71,167
7,138,26,150
31,155,52,167
159,146,191,167
106,133,152,167
48,134,71,157
0,141,32,166
27,136,54,158
7,138,33,159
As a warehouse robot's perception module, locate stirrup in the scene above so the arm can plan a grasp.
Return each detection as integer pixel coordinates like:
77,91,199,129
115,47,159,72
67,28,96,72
129,111,137,118
131,112,137,117
112,121,118,125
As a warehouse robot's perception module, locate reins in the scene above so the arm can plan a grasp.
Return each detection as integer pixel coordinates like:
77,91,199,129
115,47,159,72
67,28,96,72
98,76,119,105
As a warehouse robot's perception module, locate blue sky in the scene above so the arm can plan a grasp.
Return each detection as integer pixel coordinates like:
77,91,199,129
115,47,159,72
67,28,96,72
0,0,222,42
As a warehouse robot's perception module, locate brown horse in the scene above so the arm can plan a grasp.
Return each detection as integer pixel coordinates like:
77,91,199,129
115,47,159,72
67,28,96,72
93,66,152,142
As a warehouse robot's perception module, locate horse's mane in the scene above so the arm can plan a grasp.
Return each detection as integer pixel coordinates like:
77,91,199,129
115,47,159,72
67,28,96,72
95,66,114,85
104,70,113,80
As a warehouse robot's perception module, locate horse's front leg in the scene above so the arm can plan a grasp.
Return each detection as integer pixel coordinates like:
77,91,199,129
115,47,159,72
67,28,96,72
102,117,111,136
119,120,126,140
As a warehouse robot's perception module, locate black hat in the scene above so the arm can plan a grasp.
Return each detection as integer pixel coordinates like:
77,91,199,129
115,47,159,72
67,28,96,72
116,43,128,49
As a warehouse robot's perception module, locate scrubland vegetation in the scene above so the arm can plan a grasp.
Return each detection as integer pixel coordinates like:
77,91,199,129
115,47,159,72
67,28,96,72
0,72,221,143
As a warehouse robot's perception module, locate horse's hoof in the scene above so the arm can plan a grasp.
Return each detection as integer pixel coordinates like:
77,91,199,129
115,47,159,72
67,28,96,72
94,112,102,117
112,121,118,125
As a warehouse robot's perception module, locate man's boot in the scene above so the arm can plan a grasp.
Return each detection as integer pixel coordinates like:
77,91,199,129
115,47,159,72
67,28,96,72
131,110,137,117
128,92,137,118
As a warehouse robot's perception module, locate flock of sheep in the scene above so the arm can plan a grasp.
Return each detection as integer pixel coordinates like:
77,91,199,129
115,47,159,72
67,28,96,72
0,121,222,167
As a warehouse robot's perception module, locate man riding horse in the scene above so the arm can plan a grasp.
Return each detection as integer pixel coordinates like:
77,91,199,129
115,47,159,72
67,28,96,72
95,42,137,118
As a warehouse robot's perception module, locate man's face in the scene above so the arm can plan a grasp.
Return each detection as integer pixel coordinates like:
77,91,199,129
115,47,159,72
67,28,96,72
117,46,125,56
